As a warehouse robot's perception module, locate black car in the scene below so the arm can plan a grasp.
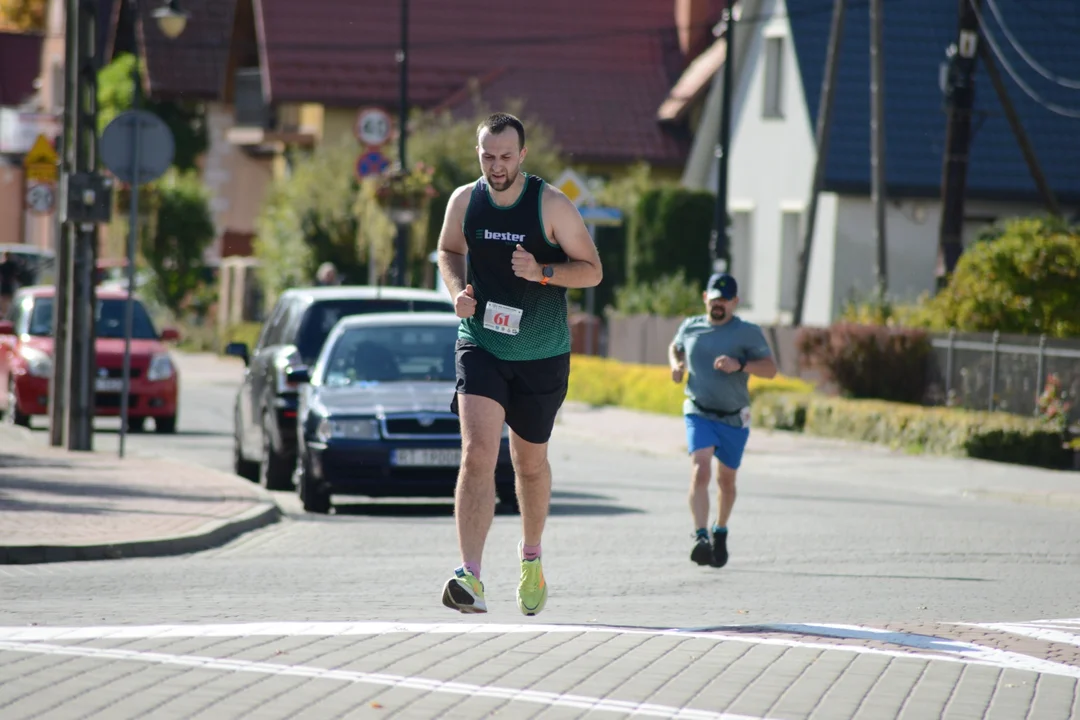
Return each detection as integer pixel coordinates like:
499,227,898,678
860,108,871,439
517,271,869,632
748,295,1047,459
289,311,516,514
226,286,454,490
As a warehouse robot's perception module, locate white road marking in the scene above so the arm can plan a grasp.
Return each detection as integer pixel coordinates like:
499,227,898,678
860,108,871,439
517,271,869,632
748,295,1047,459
957,619,1080,648
0,640,765,720
758,623,1080,679
0,620,1077,678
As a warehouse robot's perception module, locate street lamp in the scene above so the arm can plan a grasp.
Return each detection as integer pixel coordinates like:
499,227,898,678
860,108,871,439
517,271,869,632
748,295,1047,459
151,0,189,39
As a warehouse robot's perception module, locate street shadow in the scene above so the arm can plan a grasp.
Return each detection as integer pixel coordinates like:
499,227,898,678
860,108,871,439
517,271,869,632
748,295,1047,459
0,454,78,470
321,494,643,518
0,493,245,520
90,427,231,438
728,568,990,582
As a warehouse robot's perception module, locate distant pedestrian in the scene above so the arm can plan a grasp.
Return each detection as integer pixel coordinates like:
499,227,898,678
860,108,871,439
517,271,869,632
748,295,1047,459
315,262,339,286
0,252,18,318
668,272,777,568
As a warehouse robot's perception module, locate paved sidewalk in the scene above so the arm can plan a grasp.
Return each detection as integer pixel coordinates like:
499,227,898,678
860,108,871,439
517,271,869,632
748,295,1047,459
0,425,279,564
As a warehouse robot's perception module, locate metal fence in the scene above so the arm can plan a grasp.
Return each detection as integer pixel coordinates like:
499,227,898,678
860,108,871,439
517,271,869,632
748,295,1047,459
925,331,1080,423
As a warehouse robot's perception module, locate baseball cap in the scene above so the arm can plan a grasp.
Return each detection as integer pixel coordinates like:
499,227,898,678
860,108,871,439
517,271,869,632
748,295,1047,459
705,272,738,300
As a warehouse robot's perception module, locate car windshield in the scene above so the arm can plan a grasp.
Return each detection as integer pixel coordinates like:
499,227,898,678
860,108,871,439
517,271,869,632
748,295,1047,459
28,297,160,340
320,324,459,386
295,298,452,362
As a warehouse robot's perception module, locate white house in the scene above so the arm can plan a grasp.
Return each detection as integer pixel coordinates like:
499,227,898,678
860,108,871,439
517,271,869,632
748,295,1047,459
683,0,1080,327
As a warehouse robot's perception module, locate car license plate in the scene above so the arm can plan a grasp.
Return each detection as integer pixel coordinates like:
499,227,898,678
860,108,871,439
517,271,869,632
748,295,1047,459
94,378,124,392
392,448,461,467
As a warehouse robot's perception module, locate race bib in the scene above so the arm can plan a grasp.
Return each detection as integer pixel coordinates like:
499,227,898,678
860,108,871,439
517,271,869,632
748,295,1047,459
483,301,523,335
739,406,752,428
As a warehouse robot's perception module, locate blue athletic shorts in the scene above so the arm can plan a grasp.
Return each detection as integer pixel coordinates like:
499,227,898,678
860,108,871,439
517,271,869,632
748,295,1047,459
685,413,750,469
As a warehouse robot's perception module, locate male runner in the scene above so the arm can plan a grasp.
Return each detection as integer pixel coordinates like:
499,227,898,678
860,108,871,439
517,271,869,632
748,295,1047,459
669,272,777,568
436,112,602,615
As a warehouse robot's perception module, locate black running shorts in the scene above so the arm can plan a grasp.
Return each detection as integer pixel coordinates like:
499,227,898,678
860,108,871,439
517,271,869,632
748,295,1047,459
450,339,570,444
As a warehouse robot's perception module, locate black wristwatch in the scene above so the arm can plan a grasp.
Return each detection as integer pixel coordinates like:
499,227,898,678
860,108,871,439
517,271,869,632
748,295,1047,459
540,264,554,285
737,358,746,372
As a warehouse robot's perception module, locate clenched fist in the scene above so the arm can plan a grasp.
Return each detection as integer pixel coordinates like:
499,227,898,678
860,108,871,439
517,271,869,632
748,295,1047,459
671,362,685,383
511,244,542,282
456,284,477,318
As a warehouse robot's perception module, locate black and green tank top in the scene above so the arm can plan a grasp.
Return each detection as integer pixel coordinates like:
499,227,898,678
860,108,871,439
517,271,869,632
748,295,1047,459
459,173,570,361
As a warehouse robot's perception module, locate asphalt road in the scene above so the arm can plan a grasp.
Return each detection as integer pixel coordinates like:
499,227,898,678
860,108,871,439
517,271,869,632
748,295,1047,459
5,351,1080,630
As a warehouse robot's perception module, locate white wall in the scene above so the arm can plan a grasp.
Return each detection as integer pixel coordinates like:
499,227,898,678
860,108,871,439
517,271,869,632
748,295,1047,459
710,0,836,327
832,196,1054,316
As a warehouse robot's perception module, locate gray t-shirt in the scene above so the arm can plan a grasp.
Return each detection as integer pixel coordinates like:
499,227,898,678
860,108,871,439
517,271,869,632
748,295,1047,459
672,315,773,427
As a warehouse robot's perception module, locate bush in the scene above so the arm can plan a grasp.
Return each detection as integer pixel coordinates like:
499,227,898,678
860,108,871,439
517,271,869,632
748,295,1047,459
797,323,932,403
751,393,1073,469
610,270,704,318
566,355,815,416
627,186,714,288
916,216,1080,338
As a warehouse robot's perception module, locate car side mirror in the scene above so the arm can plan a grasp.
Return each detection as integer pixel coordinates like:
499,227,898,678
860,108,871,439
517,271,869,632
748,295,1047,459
285,366,311,385
160,327,180,342
0,320,13,335
224,341,249,366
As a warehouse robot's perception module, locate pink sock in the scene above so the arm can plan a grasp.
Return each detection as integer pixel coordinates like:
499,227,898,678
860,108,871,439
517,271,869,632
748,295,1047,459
522,543,541,561
462,562,481,579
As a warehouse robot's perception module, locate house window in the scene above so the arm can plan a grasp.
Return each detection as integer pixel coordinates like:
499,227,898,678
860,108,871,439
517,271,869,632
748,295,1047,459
763,36,784,118
729,210,753,307
779,210,803,312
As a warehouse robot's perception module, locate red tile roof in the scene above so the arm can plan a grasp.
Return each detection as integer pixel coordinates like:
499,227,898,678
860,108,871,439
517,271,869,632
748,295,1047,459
136,0,235,100
255,0,696,166
0,31,43,107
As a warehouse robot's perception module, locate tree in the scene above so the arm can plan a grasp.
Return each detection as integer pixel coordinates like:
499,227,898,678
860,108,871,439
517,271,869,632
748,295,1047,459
918,216,1080,338
98,53,207,171
140,171,215,317
0,0,46,31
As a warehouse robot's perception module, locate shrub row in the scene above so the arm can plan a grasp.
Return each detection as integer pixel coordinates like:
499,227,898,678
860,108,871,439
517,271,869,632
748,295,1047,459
566,355,815,417
751,392,1073,469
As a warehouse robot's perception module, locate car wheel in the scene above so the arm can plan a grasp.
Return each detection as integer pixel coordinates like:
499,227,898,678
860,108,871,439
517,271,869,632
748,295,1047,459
5,377,30,428
127,416,146,433
233,411,259,482
497,489,521,515
154,415,177,434
259,412,295,491
298,459,331,514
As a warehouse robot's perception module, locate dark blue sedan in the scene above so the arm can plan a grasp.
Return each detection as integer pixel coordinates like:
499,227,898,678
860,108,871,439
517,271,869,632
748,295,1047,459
289,312,516,514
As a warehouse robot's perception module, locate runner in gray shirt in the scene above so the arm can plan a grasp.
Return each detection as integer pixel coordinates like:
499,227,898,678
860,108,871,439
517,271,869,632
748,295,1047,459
669,272,777,568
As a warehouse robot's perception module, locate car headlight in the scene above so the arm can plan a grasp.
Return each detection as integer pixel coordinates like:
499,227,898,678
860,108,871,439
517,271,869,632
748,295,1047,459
315,418,380,442
147,353,175,382
21,347,52,378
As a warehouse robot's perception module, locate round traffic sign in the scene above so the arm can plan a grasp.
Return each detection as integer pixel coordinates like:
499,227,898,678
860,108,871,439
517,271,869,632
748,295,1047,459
355,107,392,147
356,149,391,179
100,110,175,185
25,181,56,214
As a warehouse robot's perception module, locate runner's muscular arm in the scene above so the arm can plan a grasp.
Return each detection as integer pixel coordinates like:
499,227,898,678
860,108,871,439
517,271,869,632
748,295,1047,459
436,184,474,297
533,185,603,289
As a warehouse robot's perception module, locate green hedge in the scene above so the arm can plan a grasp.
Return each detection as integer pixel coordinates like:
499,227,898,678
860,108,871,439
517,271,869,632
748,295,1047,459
752,393,1073,469
627,187,714,288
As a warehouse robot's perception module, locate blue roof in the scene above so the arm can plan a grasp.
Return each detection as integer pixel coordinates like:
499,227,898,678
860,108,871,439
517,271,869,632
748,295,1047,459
787,0,1080,205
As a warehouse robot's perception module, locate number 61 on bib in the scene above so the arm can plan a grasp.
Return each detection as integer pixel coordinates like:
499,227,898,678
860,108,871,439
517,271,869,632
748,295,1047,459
483,301,523,336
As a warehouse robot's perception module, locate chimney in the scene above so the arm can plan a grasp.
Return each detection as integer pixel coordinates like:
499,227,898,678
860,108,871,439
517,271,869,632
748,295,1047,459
675,0,714,59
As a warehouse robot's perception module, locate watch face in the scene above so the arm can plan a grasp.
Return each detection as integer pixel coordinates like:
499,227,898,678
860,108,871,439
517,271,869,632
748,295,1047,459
543,265,554,278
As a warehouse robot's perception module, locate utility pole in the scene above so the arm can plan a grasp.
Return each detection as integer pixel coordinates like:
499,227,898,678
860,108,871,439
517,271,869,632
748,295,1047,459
393,0,410,287
792,0,846,326
50,0,80,447
936,0,982,290
869,0,888,296
67,0,101,451
710,0,736,273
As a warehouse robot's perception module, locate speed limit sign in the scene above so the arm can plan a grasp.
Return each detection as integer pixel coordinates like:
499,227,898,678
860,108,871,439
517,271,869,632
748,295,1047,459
25,181,56,214
355,107,392,148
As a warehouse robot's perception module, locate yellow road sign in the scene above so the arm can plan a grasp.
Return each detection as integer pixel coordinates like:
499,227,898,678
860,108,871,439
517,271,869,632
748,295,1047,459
554,169,594,208
23,134,58,183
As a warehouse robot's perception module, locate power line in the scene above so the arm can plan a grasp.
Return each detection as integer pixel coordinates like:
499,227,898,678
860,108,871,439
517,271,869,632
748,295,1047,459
984,0,1080,89
972,0,1080,119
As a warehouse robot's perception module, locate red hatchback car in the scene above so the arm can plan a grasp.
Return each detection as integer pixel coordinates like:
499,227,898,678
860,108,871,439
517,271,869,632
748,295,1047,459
0,285,180,432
